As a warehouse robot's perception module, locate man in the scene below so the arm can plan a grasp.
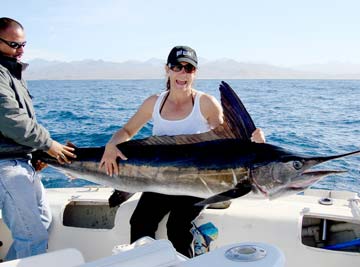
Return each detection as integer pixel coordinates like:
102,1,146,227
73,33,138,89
0,17,75,261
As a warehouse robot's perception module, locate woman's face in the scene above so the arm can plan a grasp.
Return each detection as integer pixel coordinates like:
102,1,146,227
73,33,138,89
166,61,196,91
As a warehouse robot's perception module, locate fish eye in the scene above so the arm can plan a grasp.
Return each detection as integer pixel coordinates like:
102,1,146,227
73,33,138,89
293,160,303,170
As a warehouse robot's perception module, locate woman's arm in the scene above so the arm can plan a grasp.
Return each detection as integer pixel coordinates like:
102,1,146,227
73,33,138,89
99,95,157,176
199,93,224,129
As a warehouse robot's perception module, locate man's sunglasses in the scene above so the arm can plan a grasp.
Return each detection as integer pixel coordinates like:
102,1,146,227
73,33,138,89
0,37,26,49
169,63,196,73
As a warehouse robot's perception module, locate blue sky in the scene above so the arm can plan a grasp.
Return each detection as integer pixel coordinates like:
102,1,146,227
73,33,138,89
2,0,359,66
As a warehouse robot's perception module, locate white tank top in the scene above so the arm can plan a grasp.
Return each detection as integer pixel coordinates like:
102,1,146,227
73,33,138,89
152,91,211,136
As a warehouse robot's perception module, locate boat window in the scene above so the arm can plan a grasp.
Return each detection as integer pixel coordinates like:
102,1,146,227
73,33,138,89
63,201,118,229
301,215,360,253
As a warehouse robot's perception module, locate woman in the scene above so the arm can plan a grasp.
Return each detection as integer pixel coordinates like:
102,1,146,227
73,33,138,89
99,45,265,257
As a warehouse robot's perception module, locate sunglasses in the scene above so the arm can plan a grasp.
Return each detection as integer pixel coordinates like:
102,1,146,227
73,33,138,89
0,37,26,49
169,63,196,73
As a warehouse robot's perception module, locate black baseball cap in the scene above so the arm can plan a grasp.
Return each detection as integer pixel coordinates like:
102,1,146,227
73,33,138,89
167,46,198,68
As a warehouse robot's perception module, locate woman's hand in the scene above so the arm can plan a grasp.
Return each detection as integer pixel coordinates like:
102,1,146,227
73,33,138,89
251,128,266,143
99,143,128,176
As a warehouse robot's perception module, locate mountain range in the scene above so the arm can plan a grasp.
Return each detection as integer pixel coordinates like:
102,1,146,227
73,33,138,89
23,58,360,80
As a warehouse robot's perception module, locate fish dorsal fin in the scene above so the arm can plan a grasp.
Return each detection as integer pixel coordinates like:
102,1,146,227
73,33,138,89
219,81,256,140
127,81,255,146
129,124,232,146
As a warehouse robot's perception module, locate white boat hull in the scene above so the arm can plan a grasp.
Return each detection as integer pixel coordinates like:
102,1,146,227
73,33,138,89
1,187,360,266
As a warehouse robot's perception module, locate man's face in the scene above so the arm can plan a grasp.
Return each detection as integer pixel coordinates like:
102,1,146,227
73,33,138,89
0,25,26,61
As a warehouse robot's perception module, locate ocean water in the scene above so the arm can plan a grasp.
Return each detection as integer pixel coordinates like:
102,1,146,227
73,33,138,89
28,79,360,193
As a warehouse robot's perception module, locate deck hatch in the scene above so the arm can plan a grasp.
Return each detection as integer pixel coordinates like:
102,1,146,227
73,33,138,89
63,201,118,229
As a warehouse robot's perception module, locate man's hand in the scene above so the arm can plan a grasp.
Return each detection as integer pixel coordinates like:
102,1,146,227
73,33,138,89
33,160,48,171
47,140,76,164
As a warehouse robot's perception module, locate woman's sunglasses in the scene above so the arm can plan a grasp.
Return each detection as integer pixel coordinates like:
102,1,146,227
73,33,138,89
0,37,26,49
169,63,196,74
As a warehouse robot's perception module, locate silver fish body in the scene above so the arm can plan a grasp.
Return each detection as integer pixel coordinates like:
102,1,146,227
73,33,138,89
33,139,360,200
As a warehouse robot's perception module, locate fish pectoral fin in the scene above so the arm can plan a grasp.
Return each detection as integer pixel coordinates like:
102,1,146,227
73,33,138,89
195,181,252,206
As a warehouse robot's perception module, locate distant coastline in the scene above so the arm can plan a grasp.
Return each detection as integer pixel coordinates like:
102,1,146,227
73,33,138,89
24,58,360,80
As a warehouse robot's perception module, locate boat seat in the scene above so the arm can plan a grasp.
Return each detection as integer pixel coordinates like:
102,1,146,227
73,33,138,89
79,237,187,267
0,248,85,267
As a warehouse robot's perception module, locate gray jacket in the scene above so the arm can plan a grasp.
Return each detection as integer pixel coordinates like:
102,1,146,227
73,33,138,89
0,55,52,158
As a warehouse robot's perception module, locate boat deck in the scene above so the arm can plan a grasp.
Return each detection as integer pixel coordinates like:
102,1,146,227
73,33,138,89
1,188,360,266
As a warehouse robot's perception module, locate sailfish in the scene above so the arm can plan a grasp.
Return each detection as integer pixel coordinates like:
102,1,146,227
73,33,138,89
1,81,359,204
